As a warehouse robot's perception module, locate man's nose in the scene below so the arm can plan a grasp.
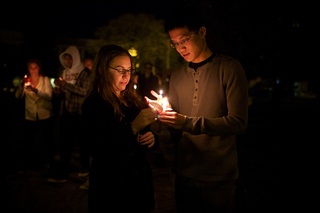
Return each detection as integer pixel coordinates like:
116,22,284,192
177,44,186,51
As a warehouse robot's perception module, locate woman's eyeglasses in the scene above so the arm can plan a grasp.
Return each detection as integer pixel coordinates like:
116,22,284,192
109,67,135,75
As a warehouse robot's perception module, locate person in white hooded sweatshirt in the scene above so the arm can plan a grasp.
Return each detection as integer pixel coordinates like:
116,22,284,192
48,46,91,183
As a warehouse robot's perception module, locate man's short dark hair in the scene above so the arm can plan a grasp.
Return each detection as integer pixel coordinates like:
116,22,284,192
165,7,206,33
145,62,153,68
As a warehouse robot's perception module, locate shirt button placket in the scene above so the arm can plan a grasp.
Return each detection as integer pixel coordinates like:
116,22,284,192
193,72,199,106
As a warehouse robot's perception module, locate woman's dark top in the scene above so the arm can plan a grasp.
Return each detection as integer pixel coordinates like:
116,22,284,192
81,92,157,212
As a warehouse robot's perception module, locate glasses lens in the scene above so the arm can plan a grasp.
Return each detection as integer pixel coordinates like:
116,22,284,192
121,69,135,75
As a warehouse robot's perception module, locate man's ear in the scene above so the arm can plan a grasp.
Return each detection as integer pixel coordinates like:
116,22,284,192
198,26,207,39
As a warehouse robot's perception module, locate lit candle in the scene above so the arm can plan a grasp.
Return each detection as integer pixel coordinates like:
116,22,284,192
24,75,31,87
162,97,168,111
147,90,171,114
159,90,171,112
158,90,163,109
159,90,163,98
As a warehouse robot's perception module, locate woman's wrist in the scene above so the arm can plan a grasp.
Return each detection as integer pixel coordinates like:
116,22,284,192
131,123,139,135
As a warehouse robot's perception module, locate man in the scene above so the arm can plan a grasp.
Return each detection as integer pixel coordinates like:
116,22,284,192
83,56,93,70
138,63,160,100
160,7,248,212
48,46,91,183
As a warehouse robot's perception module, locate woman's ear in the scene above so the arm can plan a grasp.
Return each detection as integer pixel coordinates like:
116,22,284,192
198,26,207,39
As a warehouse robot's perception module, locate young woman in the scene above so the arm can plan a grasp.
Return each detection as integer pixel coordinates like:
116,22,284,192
15,59,54,169
81,45,158,212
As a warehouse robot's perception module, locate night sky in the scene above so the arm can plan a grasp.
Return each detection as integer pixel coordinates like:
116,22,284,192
1,0,177,38
1,0,310,82
1,1,308,38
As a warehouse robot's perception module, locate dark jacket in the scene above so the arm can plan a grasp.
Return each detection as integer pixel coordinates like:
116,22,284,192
81,92,157,212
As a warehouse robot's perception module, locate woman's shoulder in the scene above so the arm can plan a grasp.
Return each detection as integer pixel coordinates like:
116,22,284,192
83,93,112,112
40,75,49,82
85,92,102,101
84,92,106,105
44,76,52,83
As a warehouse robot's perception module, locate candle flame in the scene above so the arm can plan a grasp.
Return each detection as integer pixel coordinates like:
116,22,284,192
147,90,171,112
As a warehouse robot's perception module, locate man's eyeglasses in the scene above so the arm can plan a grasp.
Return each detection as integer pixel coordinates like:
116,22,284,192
109,67,135,75
170,30,198,49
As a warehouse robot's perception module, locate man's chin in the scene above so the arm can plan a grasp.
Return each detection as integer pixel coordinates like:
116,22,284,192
183,57,193,62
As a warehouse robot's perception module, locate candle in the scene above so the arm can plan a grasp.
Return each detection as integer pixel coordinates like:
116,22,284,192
162,97,168,111
24,75,31,87
158,90,163,109
147,90,171,114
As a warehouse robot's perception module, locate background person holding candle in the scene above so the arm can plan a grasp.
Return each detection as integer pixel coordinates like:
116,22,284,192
81,45,158,212
15,59,54,172
48,46,91,183
160,7,248,213
138,62,160,100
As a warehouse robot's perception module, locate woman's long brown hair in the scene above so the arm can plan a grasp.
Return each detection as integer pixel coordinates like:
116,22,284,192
87,45,145,119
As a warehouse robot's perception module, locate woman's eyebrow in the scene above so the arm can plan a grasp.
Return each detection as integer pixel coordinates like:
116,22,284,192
114,65,131,69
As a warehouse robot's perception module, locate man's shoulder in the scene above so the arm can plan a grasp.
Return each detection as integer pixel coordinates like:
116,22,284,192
170,63,188,78
80,67,92,76
213,54,246,83
213,54,242,67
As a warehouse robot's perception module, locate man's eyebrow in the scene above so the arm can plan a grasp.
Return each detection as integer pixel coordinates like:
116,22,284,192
172,33,191,42
180,33,191,39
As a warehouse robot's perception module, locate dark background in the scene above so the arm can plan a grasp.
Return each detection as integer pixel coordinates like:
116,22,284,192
1,0,315,212
1,0,311,81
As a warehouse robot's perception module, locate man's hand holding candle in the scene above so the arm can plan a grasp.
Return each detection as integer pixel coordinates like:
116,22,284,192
54,77,66,88
158,111,186,130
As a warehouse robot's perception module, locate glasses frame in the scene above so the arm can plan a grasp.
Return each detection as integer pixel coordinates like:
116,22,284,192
109,66,135,75
170,29,199,49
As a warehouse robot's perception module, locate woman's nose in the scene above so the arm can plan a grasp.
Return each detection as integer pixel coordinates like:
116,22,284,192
122,71,130,77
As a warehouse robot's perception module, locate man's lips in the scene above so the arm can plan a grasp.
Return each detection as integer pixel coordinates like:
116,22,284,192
182,53,190,58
